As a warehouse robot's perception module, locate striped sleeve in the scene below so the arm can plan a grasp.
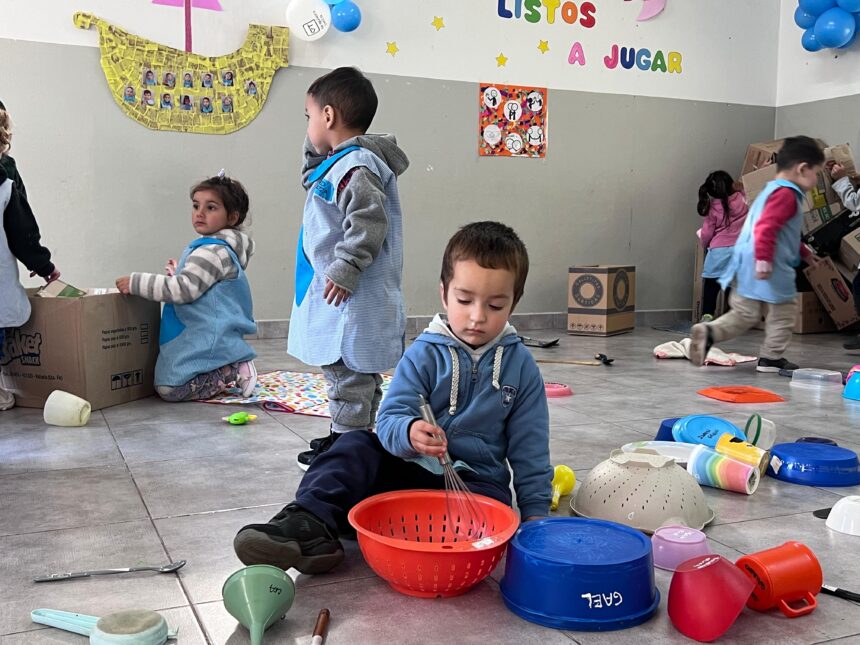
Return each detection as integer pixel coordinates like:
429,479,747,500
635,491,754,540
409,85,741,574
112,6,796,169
129,244,238,304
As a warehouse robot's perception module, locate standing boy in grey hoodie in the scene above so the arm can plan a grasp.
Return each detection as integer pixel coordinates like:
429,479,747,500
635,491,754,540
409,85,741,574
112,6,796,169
288,67,410,469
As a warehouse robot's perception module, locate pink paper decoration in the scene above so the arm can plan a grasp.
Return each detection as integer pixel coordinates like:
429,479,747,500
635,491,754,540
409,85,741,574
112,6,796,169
152,0,222,10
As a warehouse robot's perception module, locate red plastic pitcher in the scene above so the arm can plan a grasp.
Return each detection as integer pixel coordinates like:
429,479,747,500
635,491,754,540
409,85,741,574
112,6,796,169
735,542,822,617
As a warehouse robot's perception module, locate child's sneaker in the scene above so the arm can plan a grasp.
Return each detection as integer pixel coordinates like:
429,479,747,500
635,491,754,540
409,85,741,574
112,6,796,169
756,357,799,373
297,431,341,471
233,503,344,574
844,336,860,351
0,385,14,411
236,360,257,398
689,323,714,367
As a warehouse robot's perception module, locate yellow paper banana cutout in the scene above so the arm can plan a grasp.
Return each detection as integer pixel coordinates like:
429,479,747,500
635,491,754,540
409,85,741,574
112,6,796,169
74,12,289,134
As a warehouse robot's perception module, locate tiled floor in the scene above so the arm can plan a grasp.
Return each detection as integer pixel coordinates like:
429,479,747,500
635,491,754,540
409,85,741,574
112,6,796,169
2,327,860,644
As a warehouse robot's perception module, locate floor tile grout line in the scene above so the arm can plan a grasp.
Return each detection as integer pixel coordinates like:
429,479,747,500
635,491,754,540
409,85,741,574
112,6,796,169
104,413,214,645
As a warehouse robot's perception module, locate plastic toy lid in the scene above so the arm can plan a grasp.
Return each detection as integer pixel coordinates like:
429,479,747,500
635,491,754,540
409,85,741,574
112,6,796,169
791,368,844,389
512,517,652,566
769,443,860,486
797,437,838,446
545,382,573,397
697,386,784,404
672,415,745,447
621,441,697,465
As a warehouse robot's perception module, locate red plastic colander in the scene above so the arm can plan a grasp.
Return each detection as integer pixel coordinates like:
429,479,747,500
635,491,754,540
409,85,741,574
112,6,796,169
347,490,520,598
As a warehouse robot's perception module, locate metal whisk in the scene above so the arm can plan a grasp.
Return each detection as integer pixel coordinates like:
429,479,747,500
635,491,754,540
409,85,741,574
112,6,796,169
417,395,488,540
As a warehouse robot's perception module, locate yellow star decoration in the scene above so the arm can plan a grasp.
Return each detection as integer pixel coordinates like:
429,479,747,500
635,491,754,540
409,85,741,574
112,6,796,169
496,52,508,67
386,41,399,57
431,16,445,31
538,40,550,54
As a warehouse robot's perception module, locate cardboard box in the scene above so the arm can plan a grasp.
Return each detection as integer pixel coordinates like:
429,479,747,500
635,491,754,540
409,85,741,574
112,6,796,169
568,265,635,336
741,140,784,177
803,257,860,329
840,228,860,271
740,142,852,235
805,209,859,256
0,291,160,410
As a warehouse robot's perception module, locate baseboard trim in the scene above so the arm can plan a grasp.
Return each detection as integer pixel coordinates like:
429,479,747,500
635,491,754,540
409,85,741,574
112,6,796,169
249,310,692,340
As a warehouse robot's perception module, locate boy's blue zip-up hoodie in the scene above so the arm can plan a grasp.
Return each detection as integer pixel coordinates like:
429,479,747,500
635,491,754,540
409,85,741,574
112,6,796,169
376,315,552,518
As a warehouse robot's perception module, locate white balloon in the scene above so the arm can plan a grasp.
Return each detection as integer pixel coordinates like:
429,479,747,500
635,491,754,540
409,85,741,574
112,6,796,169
286,0,332,42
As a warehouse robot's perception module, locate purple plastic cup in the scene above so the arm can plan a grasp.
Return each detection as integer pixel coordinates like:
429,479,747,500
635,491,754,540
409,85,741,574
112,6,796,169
651,525,712,571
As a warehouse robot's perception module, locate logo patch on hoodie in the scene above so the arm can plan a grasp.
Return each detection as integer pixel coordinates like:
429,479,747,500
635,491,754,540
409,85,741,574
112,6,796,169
501,385,517,407
314,179,334,201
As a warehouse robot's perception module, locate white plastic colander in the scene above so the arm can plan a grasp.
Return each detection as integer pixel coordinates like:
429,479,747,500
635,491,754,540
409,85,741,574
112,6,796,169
571,451,715,534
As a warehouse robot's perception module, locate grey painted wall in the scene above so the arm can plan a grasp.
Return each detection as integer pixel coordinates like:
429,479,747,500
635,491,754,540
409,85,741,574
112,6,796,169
1,38,775,320
776,95,860,151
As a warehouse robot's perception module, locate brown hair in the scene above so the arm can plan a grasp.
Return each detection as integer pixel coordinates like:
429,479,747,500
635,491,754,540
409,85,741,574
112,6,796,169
441,221,530,306
189,174,250,228
0,108,11,155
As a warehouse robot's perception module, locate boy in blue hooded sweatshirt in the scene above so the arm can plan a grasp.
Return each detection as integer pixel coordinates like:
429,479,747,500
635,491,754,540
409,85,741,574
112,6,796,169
233,221,552,574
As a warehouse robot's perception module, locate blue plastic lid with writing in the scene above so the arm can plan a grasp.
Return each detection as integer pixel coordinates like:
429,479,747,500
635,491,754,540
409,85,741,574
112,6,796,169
672,415,745,447
768,442,860,487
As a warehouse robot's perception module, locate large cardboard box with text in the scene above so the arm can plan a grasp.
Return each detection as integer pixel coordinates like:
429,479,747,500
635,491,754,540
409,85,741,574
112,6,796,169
803,257,860,330
0,292,160,410
568,265,635,336
741,142,854,235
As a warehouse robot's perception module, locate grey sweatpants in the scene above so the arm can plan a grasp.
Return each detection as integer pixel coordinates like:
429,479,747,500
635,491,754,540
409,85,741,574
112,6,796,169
322,360,384,433
708,291,797,360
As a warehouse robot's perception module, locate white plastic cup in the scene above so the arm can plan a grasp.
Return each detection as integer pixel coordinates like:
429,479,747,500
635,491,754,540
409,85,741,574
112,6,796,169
43,390,92,427
746,414,777,451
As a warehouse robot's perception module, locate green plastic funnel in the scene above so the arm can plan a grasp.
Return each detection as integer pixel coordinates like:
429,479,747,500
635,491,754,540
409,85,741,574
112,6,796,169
222,565,295,645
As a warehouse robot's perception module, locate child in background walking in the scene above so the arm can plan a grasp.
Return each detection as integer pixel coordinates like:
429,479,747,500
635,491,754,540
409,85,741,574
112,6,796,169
828,161,860,351
690,136,824,372
697,170,748,320
116,174,257,401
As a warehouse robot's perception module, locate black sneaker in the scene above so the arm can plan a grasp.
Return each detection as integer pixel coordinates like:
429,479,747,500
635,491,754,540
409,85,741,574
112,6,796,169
233,503,344,574
689,323,714,367
844,336,860,351
309,430,334,451
757,357,799,373
297,430,341,471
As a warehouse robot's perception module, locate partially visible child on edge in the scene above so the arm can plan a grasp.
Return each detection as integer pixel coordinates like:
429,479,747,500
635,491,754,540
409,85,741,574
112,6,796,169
690,136,825,372
0,100,61,411
115,174,257,402
233,222,552,574
288,67,409,470
828,160,860,351
697,170,748,321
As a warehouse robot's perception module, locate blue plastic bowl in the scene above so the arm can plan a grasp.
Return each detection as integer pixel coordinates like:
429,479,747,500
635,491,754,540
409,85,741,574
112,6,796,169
672,415,745,447
768,442,860,487
654,418,680,442
844,373,860,401
797,437,838,446
500,518,660,631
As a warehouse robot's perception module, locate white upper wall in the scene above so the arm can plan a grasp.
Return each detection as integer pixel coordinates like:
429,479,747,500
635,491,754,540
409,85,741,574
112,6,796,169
0,0,780,106
777,0,860,106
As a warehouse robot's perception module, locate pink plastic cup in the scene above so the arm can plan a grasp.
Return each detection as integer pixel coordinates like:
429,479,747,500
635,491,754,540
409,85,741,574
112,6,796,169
651,525,712,572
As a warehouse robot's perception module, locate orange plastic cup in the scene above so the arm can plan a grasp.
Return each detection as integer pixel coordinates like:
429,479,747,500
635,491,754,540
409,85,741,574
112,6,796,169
735,542,822,618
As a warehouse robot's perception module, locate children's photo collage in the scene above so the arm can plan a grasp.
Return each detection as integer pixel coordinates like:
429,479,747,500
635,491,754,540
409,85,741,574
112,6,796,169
122,67,260,115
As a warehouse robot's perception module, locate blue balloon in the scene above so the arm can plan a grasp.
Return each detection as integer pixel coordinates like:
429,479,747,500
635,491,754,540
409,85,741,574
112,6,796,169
331,0,361,32
796,5,818,27
326,0,348,4
802,27,824,50
815,7,856,47
799,0,836,15
837,0,860,12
